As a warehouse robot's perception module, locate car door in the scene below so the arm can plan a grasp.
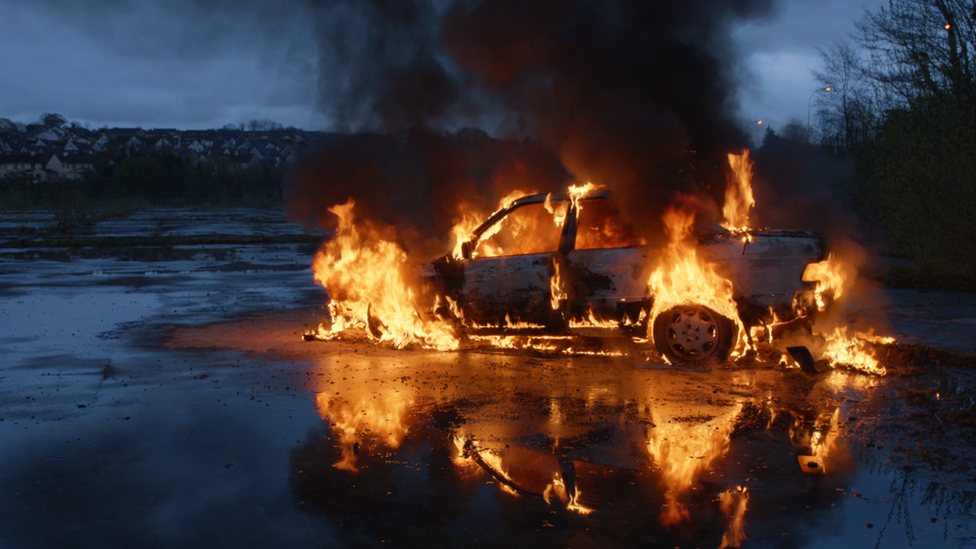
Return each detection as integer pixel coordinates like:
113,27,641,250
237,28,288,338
561,198,651,323
460,200,565,326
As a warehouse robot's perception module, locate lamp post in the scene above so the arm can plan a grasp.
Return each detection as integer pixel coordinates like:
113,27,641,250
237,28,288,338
807,86,832,140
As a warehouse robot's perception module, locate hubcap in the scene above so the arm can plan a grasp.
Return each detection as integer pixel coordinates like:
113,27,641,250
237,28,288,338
665,307,720,360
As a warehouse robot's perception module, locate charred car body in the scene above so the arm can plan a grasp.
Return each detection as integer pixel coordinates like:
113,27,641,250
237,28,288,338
422,190,824,364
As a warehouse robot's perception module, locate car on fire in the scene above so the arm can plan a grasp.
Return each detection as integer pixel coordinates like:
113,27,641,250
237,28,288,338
421,189,825,365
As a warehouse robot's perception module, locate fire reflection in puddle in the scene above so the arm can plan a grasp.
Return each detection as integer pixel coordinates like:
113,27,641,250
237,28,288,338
647,401,744,527
292,352,915,547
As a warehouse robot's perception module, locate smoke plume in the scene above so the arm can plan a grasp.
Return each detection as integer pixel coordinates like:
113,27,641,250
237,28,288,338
287,0,783,253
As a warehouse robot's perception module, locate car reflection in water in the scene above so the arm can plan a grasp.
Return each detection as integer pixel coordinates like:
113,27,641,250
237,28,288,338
288,353,862,547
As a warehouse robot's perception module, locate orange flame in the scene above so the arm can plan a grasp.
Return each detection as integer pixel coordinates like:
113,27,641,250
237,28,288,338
647,202,749,359
450,190,535,260
451,200,487,260
798,254,892,374
820,327,887,375
543,192,569,227
310,199,459,350
721,150,756,232
801,254,850,311
567,181,602,209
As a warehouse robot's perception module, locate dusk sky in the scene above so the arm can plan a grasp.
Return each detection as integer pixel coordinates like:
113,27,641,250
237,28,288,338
0,0,884,135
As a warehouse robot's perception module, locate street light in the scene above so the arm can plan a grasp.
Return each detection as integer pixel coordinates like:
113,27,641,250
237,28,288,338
807,86,832,141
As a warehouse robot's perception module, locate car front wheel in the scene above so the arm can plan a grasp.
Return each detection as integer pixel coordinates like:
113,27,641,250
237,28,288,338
652,304,735,365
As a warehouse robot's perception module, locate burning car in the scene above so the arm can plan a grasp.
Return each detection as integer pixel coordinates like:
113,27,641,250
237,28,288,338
421,187,824,365
309,151,880,370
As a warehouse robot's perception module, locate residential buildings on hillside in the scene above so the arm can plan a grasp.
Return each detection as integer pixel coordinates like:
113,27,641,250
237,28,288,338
0,118,308,182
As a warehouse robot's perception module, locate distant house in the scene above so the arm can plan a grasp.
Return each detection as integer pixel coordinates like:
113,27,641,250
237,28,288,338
0,153,62,181
0,118,17,133
226,151,263,171
124,136,145,152
278,145,297,163
0,154,39,177
154,137,175,151
61,155,95,181
35,128,67,142
93,134,111,152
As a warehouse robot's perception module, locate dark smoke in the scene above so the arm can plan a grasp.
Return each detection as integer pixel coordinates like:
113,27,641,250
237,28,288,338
289,0,783,253
286,129,568,258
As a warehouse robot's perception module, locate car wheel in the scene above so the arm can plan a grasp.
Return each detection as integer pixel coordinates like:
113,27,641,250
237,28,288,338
652,304,735,365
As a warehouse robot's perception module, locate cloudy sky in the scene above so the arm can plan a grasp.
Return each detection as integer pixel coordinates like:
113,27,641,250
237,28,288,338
0,0,884,134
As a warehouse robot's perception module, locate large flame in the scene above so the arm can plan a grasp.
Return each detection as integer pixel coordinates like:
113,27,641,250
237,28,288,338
820,327,888,375
721,150,756,232
800,254,893,375
646,402,742,526
310,199,459,350
450,190,534,261
802,254,850,311
647,202,748,359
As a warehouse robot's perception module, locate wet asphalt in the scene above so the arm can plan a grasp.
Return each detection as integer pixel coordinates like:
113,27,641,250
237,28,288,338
1,209,975,549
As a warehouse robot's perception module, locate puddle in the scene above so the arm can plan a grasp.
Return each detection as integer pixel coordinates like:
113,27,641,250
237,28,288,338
1,208,974,548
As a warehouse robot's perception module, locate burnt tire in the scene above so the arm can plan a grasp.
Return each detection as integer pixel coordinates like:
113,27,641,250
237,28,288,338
653,304,735,365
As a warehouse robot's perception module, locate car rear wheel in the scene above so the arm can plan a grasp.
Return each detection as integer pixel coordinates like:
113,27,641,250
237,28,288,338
652,304,735,365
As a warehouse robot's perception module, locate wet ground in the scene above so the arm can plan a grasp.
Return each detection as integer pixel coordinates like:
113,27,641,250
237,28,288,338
2,209,976,548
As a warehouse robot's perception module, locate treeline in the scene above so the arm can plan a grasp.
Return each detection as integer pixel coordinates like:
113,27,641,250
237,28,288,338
0,155,286,210
810,0,975,282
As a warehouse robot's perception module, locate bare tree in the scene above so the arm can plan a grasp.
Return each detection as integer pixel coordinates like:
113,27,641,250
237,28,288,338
829,0,976,274
855,0,975,108
780,118,812,143
813,41,876,151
